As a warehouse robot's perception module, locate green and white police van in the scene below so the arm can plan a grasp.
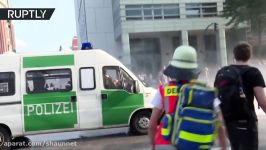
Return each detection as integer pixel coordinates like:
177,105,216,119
0,49,155,147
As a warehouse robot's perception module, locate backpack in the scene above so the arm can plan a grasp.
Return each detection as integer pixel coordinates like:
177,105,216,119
161,81,219,150
214,66,251,121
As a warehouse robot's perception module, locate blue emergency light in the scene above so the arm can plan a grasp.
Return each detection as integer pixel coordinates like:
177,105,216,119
81,42,93,50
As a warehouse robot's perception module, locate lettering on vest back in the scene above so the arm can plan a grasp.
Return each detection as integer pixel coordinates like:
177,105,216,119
164,86,178,96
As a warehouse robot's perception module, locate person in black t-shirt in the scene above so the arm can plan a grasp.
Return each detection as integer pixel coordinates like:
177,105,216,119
215,42,266,150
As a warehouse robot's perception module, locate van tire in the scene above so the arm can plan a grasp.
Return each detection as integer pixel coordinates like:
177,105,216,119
130,110,151,135
0,126,11,150
12,136,31,149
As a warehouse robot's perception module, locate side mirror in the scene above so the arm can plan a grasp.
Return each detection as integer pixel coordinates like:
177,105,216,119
134,80,140,93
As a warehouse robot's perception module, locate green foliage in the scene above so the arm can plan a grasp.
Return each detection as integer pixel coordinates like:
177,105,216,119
224,0,266,28
224,0,266,52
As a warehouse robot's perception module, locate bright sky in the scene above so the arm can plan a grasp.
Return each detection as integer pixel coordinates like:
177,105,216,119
9,0,76,53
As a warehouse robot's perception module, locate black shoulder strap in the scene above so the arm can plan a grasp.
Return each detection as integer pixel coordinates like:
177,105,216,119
229,65,251,87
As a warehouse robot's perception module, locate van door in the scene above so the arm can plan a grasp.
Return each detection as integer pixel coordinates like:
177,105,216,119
77,67,101,129
101,66,144,126
22,55,78,132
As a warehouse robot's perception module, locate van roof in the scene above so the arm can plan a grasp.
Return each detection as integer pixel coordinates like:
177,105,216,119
0,49,110,57
0,49,124,69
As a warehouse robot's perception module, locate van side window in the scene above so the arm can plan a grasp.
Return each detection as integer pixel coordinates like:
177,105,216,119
80,67,96,90
26,69,72,93
120,69,135,93
0,72,15,96
103,67,122,89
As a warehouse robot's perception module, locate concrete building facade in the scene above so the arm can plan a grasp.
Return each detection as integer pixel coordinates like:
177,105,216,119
75,0,239,83
0,0,15,54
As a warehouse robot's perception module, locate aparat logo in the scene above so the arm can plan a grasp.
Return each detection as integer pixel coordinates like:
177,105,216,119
0,8,55,20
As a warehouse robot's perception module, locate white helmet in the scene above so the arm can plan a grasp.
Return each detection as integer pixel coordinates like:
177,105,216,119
163,45,199,80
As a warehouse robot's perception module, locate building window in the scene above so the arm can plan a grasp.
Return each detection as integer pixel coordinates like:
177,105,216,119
186,3,217,18
202,3,218,17
186,4,201,18
143,5,153,20
125,4,180,21
26,69,72,93
125,5,142,20
80,67,96,90
0,72,15,96
163,4,179,19
154,5,163,19
223,2,226,13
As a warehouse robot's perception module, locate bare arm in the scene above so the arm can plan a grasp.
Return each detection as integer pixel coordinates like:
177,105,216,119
149,107,163,150
215,107,226,150
254,86,266,113
217,113,227,150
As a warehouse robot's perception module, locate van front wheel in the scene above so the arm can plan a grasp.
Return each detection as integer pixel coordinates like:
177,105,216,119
130,110,151,135
12,136,31,149
0,126,11,150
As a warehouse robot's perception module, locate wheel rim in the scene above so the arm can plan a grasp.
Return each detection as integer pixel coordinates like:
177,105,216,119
0,133,4,146
138,116,150,129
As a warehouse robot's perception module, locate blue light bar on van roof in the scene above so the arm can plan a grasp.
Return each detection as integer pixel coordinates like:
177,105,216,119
81,42,93,50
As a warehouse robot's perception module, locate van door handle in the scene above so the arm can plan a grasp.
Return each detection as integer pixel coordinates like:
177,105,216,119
70,96,77,102
101,94,108,100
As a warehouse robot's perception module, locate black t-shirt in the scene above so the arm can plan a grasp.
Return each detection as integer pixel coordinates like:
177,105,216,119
231,65,266,121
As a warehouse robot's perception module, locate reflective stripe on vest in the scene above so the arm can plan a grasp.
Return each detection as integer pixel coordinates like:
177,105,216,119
178,130,214,143
161,114,172,136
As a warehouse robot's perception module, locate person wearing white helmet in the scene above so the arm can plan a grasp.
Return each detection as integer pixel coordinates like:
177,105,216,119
149,45,226,150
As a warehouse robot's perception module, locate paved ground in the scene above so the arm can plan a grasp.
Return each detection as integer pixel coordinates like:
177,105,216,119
17,109,266,150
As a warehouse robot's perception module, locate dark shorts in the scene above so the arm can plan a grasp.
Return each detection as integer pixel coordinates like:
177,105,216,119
225,120,258,150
